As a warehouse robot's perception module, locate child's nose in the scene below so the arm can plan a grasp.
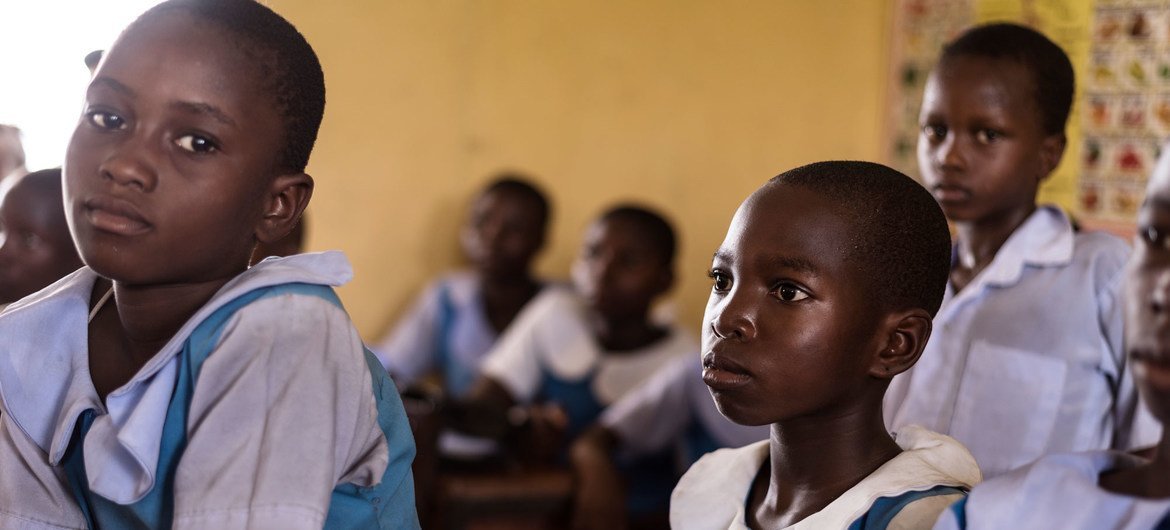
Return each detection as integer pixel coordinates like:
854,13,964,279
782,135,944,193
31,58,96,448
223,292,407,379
935,134,965,172
709,290,757,341
100,137,160,192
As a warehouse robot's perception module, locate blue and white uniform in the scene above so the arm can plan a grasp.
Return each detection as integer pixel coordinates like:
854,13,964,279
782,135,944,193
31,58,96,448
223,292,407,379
885,206,1159,478
934,451,1170,530
671,426,980,530
374,271,551,398
480,288,694,442
0,252,419,530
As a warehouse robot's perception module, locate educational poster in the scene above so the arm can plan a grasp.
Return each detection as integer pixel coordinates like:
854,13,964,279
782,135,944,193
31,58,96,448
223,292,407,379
885,0,974,182
1079,0,1170,226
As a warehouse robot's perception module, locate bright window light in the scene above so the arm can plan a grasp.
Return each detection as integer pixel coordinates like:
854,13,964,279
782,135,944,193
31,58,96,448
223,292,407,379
0,1,163,171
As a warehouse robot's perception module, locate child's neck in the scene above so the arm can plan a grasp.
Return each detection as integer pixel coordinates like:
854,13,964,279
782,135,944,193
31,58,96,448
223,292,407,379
1099,430,1170,499
589,310,665,353
478,272,540,334
749,403,900,529
952,204,1036,292
87,274,239,400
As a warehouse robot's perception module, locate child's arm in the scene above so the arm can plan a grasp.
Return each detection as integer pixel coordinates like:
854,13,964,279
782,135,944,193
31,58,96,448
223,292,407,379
569,426,628,530
371,278,448,385
173,294,418,530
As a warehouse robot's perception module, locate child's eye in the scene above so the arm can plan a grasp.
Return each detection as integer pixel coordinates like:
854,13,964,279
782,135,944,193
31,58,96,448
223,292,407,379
87,111,126,131
1139,225,1170,251
921,124,946,141
773,282,809,302
708,269,732,292
975,129,1002,144
174,134,218,154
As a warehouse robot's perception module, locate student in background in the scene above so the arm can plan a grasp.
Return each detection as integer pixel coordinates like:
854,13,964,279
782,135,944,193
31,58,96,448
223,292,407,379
672,161,977,530
451,204,693,463
374,175,551,400
932,149,1170,530
0,1,418,528
884,22,1158,479
0,168,83,311
570,354,768,530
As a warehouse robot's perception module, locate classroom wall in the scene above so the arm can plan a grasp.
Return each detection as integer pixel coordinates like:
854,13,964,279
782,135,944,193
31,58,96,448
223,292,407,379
266,0,893,339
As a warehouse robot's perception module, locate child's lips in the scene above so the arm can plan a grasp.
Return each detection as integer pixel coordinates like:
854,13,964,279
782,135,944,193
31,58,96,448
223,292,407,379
702,352,752,390
84,196,152,236
931,184,970,203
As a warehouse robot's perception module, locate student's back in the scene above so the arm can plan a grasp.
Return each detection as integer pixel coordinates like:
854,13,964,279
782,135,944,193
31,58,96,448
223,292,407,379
884,22,1158,479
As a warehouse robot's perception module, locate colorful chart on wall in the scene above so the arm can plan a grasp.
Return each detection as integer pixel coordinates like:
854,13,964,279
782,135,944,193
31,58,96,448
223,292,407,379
886,0,1161,234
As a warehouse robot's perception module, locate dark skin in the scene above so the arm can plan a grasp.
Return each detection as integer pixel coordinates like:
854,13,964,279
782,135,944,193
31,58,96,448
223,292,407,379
0,171,83,303
452,215,673,449
66,12,311,400
917,56,1065,292
460,187,546,333
1100,154,1170,498
568,425,627,530
704,184,931,528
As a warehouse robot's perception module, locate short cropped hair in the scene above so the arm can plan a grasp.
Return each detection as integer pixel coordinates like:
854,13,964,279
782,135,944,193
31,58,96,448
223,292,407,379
599,204,677,267
482,172,552,230
133,0,325,173
770,161,951,317
940,23,1073,136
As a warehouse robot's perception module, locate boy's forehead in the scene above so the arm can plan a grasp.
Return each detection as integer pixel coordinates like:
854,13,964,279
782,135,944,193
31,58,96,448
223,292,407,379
1148,150,1170,200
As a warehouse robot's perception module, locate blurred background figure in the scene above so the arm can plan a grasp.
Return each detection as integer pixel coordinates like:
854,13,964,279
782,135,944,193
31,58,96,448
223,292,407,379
0,168,82,310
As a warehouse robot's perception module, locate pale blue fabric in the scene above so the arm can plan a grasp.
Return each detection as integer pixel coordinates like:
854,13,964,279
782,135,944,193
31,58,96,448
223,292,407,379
885,206,1159,478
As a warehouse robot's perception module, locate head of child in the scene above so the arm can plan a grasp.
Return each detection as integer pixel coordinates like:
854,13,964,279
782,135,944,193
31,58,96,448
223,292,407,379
918,23,1071,225
572,204,675,326
1124,150,1170,429
460,174,549,282
0,168,83,303
63,0,323,287
703,161,951,428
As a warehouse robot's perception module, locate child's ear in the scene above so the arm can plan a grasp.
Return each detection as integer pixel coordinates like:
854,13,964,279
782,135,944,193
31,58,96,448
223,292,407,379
256,172,314,244
869,308,933,379
1038,133,1067,181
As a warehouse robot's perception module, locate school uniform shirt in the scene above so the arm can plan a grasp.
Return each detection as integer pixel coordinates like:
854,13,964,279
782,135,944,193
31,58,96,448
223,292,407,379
601,354,768,463
670,425,980,530
934,451,1170,530
373,271,553,398
884,206,1160,479
0,251,419,530
479,288,695,439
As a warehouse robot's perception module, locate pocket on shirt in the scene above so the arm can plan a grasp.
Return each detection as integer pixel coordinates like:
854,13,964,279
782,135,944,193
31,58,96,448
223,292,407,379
949,340,1067,475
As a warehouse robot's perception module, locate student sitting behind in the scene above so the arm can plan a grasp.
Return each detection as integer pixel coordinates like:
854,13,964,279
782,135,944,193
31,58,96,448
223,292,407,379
0,168,83,311
884,22,1158,480
933,149,1170,530
375,175,551,401
0,1,418,528
452,204,693,457
570,354,768,529
672,161,979,530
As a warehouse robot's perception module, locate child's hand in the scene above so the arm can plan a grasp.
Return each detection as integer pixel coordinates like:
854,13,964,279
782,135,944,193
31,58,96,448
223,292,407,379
512,403,568,465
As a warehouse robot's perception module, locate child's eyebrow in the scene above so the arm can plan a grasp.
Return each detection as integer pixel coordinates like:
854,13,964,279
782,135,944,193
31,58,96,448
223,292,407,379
89,77,134,97
170,101,237,128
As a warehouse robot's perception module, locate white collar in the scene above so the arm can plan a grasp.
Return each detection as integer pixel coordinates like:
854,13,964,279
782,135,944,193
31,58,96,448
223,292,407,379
0,251,352,503
956,206,1074,290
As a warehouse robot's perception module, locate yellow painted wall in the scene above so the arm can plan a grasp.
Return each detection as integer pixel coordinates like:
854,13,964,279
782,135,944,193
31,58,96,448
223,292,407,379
267,0,893,340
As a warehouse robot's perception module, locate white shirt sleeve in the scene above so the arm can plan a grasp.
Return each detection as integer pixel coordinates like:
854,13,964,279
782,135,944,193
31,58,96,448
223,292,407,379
479,289,586,403
372,279,444,386
173,294,391,530
600,355,692,456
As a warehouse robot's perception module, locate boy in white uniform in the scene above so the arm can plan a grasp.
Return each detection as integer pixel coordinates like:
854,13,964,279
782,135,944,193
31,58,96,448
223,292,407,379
931,150,1170,530
672,161,979,530
884,22,1158,479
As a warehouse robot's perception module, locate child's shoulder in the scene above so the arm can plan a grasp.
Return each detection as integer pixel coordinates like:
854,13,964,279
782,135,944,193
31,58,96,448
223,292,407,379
671,439,768,529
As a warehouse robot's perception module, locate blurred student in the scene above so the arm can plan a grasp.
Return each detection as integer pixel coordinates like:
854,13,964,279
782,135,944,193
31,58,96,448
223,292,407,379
884,23,1158,479
451,204,693,461
672,161,976,530
0,168,83,311
932,149,1170,530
